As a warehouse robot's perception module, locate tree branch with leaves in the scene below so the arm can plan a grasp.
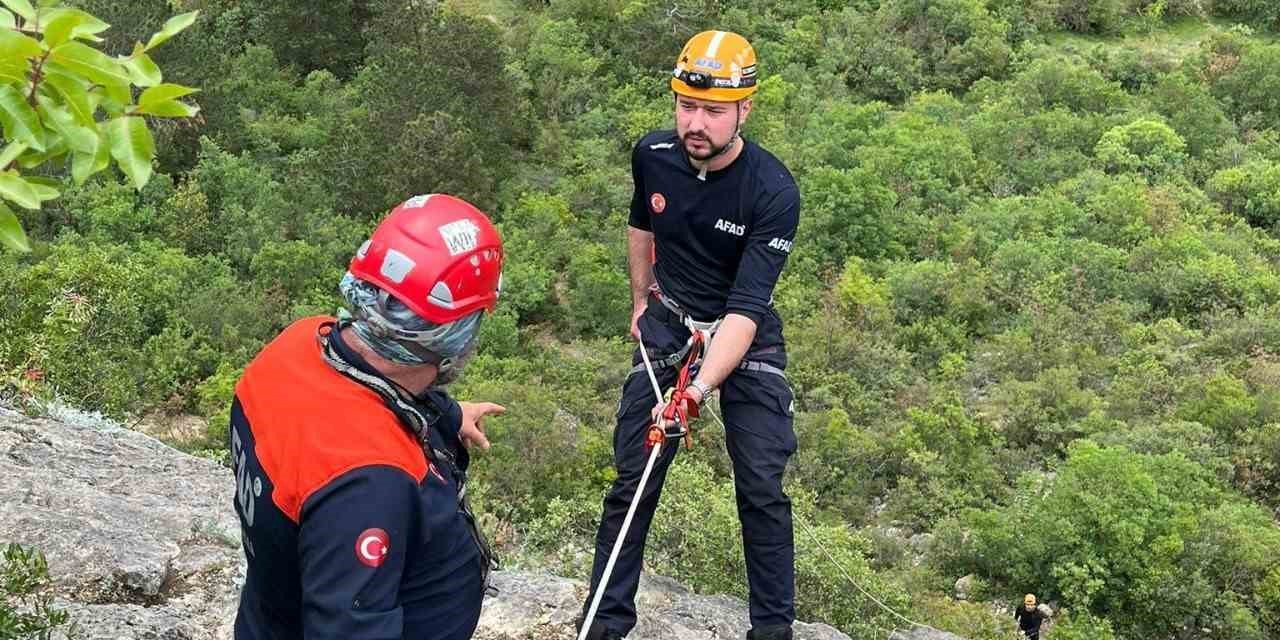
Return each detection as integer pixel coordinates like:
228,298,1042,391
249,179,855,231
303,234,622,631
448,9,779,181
0,0,199,251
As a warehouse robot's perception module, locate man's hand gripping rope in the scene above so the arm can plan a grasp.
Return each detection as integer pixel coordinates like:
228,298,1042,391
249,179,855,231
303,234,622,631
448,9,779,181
645,328,705,450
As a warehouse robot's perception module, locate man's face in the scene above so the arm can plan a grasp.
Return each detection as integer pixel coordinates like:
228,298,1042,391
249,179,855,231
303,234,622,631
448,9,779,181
675,95,751,160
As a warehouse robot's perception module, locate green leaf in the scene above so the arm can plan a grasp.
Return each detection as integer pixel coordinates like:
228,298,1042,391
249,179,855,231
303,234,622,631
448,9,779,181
0,201,28,251
42,9,83,47
37,95,94,153
25,178,57,202
0,172,41,209
91,124,108,170
61,122,95,153
106,116,153,190
0,28,44,60
42,70,93,125
50,41,130,87
120,49,161,87
0,140,27,167
40,8,105,47
71,130,105,184
134,99,197,118
0,85,45,151
0,65,25,85
1,0,34,21
68,11,108,40
91,81,131,115
144,11,197,52
0,30,41,85
138,83,197,109
0,9,14,29
15,136,61,166
70,147,91,183
24,174,59,187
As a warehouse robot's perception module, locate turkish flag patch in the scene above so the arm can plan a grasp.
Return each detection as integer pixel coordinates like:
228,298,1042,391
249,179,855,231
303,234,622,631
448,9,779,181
355,528,390,568
650,192,666,214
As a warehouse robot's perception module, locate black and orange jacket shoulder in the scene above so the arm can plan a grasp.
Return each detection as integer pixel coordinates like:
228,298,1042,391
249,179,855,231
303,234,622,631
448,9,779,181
230,316,485,640
234,316,428,522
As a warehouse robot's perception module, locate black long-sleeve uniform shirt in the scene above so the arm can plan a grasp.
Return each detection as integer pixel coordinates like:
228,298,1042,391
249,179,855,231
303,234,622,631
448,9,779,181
628,130,800,328
1016,606,1046,632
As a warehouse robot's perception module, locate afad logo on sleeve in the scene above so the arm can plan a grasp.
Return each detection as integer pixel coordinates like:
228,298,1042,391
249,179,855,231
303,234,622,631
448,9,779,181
355,528,390,568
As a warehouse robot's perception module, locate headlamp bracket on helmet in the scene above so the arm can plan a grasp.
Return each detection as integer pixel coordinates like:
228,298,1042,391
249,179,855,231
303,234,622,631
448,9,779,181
674,69,755,91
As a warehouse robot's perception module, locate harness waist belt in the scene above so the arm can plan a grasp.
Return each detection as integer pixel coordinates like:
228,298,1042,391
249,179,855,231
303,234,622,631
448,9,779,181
630,355,785,379
650,284,722,334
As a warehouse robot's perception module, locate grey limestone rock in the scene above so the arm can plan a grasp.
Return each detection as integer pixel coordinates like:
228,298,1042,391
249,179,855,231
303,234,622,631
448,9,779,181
0,404,869,639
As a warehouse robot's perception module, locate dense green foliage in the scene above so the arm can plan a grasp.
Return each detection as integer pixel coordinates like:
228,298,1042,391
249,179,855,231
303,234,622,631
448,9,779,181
3,1,1280,638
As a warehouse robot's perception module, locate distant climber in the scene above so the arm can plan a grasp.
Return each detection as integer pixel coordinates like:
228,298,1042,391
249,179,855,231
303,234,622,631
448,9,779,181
1015,593,1051,639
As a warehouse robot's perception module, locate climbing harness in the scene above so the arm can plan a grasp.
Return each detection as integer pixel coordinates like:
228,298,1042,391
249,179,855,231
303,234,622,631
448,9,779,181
629,285,787,381
651,282,722,338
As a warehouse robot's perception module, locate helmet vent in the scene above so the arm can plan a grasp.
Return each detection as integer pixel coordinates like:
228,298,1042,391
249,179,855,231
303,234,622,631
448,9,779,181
403,194,433,208
429,281,456,308
380,249,416,284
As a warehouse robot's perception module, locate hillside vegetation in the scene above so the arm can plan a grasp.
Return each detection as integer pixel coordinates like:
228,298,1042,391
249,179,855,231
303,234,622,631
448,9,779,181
4,1,1280,638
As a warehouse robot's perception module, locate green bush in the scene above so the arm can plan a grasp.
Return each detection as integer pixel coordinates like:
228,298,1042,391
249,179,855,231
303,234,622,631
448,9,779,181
564,243,630,338
1094,119,1188,182
1142,72,1237,162
1129,229,1280,319
795,166,900,267
1210,0,1280,30
876,0,1014,91
1048,611,1117,640
1207,161,1280,230
935,440,1280,638
1209,41,1280,130
0,543,72,639
1176,372,1260,439
0,237,252,416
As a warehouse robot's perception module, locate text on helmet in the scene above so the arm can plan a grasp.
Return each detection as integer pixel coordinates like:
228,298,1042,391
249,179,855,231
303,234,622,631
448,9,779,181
439,219,481,256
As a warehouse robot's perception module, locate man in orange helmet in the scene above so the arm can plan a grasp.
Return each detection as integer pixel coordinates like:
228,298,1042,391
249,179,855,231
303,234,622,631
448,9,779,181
230,194,507,640
1016,594,1050,639
580,30,801,640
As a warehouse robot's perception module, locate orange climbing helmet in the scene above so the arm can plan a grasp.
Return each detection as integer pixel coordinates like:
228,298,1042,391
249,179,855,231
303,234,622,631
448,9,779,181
670,30,758,102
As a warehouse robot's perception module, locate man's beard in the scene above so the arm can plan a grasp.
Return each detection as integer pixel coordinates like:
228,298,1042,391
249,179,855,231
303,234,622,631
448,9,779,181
682,132,729,161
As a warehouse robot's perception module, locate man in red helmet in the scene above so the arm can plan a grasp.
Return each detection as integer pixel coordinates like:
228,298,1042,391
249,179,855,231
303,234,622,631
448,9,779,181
230,194,506,640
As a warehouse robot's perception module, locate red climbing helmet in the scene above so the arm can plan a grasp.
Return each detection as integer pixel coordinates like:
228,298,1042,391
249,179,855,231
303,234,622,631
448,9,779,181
349,194,504,326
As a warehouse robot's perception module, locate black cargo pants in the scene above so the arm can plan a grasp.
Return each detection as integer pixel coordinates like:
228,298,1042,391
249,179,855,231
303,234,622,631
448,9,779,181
582,296,797,636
